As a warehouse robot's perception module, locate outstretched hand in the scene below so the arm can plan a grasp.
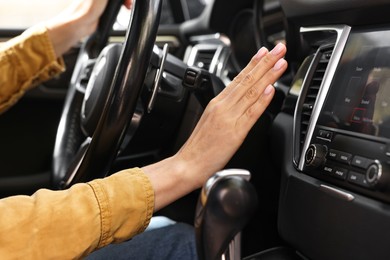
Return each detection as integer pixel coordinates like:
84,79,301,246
175,43,288,187
143,43,288,211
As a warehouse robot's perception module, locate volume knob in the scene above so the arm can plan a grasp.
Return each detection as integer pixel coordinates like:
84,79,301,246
365,160,390,190
305,144,327,168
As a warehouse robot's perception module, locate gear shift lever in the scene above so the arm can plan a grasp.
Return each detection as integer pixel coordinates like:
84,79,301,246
195,169,258,260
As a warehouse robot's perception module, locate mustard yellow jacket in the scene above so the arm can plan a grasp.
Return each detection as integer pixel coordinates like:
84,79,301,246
0,26,154,259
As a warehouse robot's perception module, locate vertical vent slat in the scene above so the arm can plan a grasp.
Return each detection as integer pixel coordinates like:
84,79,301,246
299,48,334,149
194,49,216,71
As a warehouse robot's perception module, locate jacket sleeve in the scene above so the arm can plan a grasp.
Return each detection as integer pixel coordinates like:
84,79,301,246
0,25,65,114
0,168,155,259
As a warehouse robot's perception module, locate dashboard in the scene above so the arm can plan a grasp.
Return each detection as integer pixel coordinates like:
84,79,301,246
272,1,390,258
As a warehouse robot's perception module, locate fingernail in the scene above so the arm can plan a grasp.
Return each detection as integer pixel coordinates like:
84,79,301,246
264,85,274,95
270,43,284,56
273,58,286,71
255,47,268,59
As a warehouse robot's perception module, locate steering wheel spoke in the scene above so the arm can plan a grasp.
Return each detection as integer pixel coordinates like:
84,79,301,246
59,137,91,189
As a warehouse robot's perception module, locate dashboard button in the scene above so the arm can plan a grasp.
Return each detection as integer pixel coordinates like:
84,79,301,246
337,151,352,164
351,156,371,169
327,149,338,160
322,165,347,180
332,167,348,180
324,132,333,140
347,171,369,188
318,130,333,140
322,165,334,174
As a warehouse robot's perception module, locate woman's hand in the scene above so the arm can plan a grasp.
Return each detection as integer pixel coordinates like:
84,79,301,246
46,0,133,58
55,0,133,36
143,43,288,211
176,43,288,187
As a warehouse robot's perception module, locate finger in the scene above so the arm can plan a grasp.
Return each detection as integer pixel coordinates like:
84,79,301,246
233,57,287,116
227,43,286,107
236,84,275,132
215,47,268,101
224,44,287,117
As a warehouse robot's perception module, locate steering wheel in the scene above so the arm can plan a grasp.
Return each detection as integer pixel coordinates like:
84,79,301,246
52,0,162,189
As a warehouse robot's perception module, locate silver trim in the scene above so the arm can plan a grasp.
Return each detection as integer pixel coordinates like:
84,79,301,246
62,137,91,188
209,45,225,75
189,33,222,43
366,160,382,187
319,184,355,201
185,44,222,72
184,42,231,86
222,233,241,260
200,169,251,206
296,25,351,171
147,43,169,113
315,136,332,142
292,54,318,167
109,35,181,49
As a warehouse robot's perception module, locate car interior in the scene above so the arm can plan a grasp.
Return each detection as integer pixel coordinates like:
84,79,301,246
1,0,390,259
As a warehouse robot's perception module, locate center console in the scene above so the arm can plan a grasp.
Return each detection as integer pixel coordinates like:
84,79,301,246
275,24,390,260
301,27,390,203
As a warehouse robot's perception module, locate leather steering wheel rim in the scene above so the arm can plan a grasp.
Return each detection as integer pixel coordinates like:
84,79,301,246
52,0,162,189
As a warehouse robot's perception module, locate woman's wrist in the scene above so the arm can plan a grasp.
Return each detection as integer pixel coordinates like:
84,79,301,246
141,154,206,212
45,18,84,58
45,0,106,58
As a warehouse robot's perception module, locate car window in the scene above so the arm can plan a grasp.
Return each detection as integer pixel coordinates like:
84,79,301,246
0,0,206,30
0,0,72,29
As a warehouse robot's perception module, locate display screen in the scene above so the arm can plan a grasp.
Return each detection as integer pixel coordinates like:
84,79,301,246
318,28,390,139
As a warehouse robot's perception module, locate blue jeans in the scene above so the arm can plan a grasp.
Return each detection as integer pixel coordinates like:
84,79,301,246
86,219,197,260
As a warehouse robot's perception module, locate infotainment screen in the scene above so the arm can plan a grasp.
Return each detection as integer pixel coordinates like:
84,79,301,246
318,28,390,139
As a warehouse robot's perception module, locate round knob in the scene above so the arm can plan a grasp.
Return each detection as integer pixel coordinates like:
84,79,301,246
365,160,385,190
305,144,327,168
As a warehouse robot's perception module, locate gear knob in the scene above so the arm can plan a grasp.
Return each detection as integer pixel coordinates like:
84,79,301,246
194,169,258,260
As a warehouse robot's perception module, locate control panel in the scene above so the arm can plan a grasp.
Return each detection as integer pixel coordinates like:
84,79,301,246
298,27,390,203
303,127,390,202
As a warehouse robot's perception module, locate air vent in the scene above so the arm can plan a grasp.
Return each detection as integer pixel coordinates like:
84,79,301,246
299,46,334,151
193,48,217,71
293,25,351,169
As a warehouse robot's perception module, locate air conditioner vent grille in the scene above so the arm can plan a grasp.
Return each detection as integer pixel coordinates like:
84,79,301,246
193,49,216,71
299,48,333,148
